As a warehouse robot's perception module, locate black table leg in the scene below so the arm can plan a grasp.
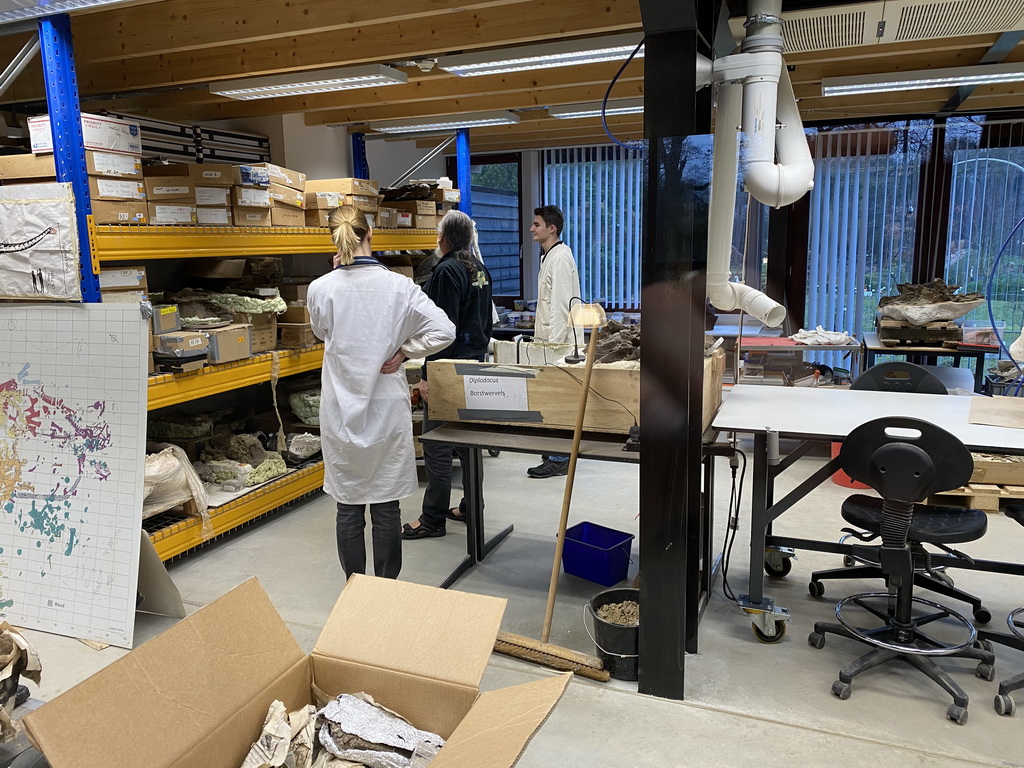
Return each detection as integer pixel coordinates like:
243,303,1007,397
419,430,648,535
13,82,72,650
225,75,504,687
747,432,770,606
973,353,985,393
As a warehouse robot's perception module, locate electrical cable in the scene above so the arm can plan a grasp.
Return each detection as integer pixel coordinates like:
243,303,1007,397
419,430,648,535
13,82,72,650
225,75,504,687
721,447,747,602
601,38,646,152
985,212,1024,396
551,364,638,426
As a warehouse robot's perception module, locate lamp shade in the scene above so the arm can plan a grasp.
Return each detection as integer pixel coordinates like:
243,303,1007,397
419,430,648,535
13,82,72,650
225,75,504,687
569,302,607,328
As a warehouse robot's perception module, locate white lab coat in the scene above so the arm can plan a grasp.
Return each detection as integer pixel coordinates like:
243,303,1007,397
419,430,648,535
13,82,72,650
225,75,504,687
307,265,455,504
534,242,582,344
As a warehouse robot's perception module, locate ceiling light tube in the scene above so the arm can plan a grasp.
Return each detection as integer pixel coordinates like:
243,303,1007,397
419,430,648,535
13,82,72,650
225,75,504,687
822,62,1024,96
437,33,644,77
210,64,407,101
549,98,644,120
369,111,520,134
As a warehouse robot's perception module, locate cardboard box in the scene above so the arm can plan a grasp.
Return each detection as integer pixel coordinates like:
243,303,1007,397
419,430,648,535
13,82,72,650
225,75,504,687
195,186,231,207
144,176,196,202
381,253,415,281
148,203,198,225
154,330,209,356
233,312,278,353
207,323,253,364
147,353,155,375
0,153,55,181
233,186,271,208
196,206,233,226
151,304,181,335
305,209,330,227
234,207,273,226
101,289,147,304
306,177,379,196
393,211,413,227
304,191,379,212
89,176,146,201
232,164,272,187
252,162,306,191
280,303,311,324
376,207,395,228
271,207,305,227
268,182,305,209
91,200,148,225
279,283,310,302
278,322,318,349
970,453,1024,486
433,187,461,203
192,164,235,186
155,355,207,374
23,576,567,768
426,359,641,435
415,214,442,230
189,259,246,279
85,150,142,179
98,265,147,291
386,200,437,216
28,113,141,156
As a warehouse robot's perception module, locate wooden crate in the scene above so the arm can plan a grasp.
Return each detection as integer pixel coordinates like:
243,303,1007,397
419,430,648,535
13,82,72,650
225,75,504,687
427,350,724,435
930,483,1024,513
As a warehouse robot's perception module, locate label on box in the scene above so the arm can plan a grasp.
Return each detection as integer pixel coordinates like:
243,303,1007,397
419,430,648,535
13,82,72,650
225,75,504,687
159,306,176,316
311,191,343,208
90,151,140,177
464,375,528,412
196,186,230,206
151,205,197,224
153,185,190,196
97,178,145,200
394,212,413,227
197,207,232,225
188,337,203,347
240,211,269,222
235,187,271,207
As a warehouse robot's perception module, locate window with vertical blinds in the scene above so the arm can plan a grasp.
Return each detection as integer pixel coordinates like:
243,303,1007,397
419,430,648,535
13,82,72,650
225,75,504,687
542,146,645,309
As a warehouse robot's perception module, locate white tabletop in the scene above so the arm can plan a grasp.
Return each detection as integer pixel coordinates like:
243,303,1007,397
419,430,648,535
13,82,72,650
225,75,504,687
713,386,1024,452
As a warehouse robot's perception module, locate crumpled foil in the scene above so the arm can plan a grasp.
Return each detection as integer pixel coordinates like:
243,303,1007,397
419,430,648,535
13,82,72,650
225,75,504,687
317,694,444,768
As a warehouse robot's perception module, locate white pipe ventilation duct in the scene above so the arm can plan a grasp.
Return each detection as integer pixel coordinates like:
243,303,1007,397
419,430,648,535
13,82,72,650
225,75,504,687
704,0,814,327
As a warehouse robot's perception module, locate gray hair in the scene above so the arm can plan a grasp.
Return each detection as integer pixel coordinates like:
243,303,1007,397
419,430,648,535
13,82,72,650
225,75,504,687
437,210,478,273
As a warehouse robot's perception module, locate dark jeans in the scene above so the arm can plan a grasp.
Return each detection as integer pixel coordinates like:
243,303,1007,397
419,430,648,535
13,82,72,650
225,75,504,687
421,404,480,528
336,500,401,579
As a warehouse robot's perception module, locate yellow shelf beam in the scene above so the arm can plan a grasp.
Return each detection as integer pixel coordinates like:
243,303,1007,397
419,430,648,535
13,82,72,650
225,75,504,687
149,463,325,561
91,222,437,261
148,346,324,411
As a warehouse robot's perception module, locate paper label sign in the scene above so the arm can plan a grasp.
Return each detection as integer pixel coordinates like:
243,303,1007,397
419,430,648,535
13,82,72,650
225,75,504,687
464,375,528,412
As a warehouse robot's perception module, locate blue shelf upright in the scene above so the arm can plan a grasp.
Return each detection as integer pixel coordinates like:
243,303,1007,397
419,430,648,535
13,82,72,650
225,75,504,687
351,132,370,180
456,128,472,218
38,13,98,302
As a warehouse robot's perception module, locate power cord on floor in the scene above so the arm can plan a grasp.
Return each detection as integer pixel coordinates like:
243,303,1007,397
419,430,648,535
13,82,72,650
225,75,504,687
721,446,747,602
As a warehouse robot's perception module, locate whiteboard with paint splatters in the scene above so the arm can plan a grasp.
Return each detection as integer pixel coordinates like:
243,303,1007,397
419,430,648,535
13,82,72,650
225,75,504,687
0,303,147,648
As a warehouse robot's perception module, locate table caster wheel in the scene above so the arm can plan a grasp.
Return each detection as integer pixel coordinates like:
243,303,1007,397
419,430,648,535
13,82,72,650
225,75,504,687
976,663,995,682
947,704,968,725
488,449,501,457
808,632,826,649
995,694,1016,716
764,558,792,578
808,581,825,598
974,607,992,625
831,680,851,700
752,620,787,644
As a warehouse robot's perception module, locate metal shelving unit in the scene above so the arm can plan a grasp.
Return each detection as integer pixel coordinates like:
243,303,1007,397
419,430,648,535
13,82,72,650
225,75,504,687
147,346,324,410
90,221,438,261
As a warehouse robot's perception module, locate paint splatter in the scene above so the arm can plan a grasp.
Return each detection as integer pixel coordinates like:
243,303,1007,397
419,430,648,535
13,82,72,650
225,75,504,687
64,527,78,556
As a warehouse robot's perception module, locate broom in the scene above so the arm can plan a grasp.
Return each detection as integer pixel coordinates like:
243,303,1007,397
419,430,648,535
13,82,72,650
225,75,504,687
494,630,610,682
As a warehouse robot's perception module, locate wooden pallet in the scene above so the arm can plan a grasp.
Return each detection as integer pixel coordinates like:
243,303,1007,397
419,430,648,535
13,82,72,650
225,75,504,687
876,319,962,347
930,483,1024,512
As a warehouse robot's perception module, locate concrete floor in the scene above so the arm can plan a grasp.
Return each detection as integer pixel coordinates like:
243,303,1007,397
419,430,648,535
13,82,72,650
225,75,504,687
15,444,1024,768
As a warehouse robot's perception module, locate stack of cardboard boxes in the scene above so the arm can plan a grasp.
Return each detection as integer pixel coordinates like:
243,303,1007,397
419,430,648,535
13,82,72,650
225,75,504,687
303,177,381,227
234,163,307,227
142,163,235,226
378,186,460,229
277,282,318,349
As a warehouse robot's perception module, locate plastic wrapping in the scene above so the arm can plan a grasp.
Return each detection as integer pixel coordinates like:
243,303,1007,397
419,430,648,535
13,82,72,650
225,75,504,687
143,444,212,539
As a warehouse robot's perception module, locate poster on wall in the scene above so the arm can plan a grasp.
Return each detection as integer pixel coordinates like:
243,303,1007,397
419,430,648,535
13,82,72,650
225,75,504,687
0,303,147,648
0,181,82,302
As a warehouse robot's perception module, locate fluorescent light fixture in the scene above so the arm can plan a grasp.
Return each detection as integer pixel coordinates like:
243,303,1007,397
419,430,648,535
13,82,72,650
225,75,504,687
437,33,644,77
822,62,1024,96
549,98,644,120
369,111,520,134
0,0,136,24
210,64,407,101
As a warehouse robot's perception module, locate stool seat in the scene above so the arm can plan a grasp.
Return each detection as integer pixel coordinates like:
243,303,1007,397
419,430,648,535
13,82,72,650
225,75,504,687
842,495,988,545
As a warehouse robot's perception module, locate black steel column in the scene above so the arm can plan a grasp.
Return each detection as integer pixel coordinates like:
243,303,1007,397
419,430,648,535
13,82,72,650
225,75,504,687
637,0,717,700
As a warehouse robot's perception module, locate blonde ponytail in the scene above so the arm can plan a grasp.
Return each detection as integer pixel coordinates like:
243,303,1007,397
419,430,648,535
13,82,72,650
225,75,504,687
328,204,370,267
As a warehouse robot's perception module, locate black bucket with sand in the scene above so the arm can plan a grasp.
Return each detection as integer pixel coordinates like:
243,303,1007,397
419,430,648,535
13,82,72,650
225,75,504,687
585,587,639,681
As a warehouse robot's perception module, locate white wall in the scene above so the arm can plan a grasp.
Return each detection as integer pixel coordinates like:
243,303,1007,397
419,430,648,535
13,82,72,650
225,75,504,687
280,114,351,179
365,136,447,187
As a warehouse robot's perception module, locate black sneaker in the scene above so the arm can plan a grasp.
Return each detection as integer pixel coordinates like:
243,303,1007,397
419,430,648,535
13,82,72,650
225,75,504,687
527,459,569,478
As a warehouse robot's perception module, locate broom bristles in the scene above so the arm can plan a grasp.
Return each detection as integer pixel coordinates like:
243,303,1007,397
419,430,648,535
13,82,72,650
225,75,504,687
494,630,611,683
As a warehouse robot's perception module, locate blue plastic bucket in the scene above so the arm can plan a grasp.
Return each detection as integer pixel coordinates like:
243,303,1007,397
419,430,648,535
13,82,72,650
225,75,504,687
561,521,634,586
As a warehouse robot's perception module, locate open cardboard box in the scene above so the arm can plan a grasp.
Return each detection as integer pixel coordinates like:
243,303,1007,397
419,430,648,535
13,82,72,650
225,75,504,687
23,576,569,768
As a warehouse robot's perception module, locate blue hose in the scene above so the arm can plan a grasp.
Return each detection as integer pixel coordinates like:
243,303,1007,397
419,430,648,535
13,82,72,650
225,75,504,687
985,213,1024,395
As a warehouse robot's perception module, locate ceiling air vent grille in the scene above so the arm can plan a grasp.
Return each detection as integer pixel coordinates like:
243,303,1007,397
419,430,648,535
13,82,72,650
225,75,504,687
893,0,1024,41
783,11,868,53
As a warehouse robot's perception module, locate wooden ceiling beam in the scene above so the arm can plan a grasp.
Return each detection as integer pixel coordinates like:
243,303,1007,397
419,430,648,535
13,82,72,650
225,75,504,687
64,0,640,96
308,80,644,126
411,117,643,147
467,131,643,152
133,59,644,123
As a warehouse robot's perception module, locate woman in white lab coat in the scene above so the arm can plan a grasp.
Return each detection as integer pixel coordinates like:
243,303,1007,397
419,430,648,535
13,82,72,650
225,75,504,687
307,205,455,580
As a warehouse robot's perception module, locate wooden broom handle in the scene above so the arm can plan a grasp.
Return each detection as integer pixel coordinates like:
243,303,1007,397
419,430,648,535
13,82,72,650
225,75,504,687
541,326,600,643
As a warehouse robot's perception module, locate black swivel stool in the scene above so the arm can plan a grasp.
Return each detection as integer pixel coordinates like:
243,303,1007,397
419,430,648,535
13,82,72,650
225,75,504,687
809,362,991,624
808,417,996,724
976,505,1024,716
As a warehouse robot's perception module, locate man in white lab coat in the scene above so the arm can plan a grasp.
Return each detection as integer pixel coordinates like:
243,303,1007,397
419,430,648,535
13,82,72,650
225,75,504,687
528,204,582,479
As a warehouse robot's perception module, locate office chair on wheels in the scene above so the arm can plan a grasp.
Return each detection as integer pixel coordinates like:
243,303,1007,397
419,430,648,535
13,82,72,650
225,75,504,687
808,417,995,724
976,505,1024,716
808,362,992,624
